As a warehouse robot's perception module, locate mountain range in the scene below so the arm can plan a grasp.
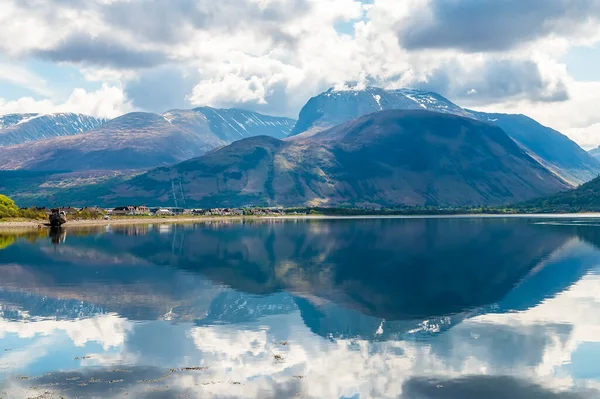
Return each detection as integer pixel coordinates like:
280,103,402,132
291,87,600,185
0,107,294,171
0,86,596,207
26,110,568,208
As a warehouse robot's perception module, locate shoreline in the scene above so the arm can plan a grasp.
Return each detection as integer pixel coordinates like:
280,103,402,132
0,216,245,230
3,212,600,230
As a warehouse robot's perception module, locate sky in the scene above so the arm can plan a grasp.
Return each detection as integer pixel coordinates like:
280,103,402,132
1,0,600,148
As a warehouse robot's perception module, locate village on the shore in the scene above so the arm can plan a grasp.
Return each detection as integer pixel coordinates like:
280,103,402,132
26,205,295,219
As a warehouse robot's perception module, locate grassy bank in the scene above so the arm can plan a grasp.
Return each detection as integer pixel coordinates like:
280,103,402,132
3,200,600,231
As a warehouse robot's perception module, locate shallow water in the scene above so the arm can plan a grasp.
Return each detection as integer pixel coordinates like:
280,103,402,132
0,217,599,398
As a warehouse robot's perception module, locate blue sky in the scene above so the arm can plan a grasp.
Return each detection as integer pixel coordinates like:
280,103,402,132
1,0,600,147
565,43,600,82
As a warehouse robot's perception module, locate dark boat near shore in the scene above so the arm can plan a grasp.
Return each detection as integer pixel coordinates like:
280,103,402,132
49,208,67,228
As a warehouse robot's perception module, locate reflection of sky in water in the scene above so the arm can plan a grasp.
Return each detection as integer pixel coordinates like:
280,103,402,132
0,218,599,398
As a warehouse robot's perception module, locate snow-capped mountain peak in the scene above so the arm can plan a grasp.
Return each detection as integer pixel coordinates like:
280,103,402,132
290,86,473,136
0,113,107,147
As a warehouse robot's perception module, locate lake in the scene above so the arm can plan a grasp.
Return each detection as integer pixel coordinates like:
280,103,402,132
0,217,599,398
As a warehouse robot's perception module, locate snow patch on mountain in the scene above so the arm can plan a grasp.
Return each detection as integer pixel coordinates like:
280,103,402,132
0,113,107,147
182,107,296,141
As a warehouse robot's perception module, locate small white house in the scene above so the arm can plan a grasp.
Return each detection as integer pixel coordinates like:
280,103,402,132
155,208,173,216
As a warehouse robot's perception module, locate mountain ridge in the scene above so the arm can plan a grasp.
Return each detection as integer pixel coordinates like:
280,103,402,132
35,110,569,208
1,87,596,187
0,112,106,147
0,108,296,171
290,86,600,185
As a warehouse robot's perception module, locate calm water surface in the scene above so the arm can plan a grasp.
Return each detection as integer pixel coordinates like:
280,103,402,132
0,217,599,398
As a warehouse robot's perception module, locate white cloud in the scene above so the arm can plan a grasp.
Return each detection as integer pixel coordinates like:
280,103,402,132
0,84,133,119
567,124,600,151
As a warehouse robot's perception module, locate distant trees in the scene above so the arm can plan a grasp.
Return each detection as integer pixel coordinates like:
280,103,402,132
18,207,47,220
0,195,18,219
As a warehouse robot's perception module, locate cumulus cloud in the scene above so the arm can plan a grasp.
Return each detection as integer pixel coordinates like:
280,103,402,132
399,0,600,52
0,84,133,119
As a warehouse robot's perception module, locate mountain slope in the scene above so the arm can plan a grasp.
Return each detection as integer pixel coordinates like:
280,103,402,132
0,108,296,171
468,110,600,185
55,110,569,207
169,107,295,141
0,113,106,147
291,87,600,185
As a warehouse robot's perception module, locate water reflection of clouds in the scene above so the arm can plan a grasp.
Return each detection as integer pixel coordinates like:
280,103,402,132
0,314,131,349
3,274,600,398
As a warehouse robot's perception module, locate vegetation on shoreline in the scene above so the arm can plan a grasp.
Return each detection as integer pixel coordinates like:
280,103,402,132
0,195,19,219
514,175,600,213
4,188,600,225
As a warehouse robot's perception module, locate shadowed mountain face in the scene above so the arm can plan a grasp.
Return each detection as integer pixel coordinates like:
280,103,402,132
290,87,600,185
0,113,106,147
67,110,568,208
0,108,295,171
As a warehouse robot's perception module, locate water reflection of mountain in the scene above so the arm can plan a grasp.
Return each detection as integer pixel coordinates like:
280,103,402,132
0,218,599,340
0,228,223,321
111,219,577,320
